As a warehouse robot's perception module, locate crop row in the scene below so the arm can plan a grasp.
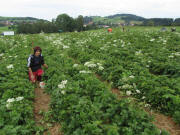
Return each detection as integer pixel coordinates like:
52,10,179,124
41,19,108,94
41,35,169,135
44,28,180,124
0,34,54,134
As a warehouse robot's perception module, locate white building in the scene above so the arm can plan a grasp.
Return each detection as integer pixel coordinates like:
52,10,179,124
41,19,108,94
2,31,14,36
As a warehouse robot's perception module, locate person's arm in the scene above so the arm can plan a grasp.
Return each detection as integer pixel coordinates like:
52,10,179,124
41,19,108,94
43,64,48,69
28,67,35,82
41,56,48,69
28,67,33,75
27,55,35,82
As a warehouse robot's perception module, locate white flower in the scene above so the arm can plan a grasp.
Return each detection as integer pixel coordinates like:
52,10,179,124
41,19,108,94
136,90,141,94
7,64,14,69
174,52,180,56
142,96,146,99
58,84,65,89
7,98,15,103
100,47,105,50
88,64,97,68
0,53,4,57
84,62,96,68
79,70,91,73
16,97,24,101
135,50,142,56
61,90,66,95
63,45,69,49
84,62,90,66
122,84,133,89
150,39,155,42
122,77,128,82
129,75,135,79
145,104,150,107
61,80,67,85
133,83,137,89
6,97,18,109
126,91,132,96
73,64,79,67
97,63,102,66
6,103,11,109
113,44,117,47
168,55,174,58
98,66,104,70
58,80,68,89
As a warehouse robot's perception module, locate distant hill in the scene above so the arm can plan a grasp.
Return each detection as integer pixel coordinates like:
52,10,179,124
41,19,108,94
0,16,45,26
0,16,41,22
0,16,45,27
106,14,145,21
84,14,146,25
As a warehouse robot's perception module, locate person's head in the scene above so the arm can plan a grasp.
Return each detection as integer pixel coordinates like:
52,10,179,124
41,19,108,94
33,46,42,56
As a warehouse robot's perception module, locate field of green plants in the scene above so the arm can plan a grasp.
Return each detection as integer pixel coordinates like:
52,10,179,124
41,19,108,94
0,26,180,134
0,26,9,33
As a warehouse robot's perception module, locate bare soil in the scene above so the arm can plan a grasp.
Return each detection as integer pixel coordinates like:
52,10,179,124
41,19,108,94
34,87,62,135
148,110,180,135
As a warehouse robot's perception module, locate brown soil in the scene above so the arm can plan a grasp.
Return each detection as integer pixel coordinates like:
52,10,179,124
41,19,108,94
96,74,180,135
34,87,62,135
148,110,180,135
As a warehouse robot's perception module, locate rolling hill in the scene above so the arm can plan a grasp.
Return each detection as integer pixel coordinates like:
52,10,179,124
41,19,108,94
0,16,40,22
84,14,146,25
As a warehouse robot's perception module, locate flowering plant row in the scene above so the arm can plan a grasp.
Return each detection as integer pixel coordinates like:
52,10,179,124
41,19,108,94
52,27,180,124
42,35,169,135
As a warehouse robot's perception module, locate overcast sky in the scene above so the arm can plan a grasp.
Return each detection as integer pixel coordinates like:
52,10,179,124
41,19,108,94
0,0,179,20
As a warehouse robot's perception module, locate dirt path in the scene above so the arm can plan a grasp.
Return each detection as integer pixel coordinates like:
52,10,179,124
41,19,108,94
149,111,180,135
34,87,62,135
96,74,180,135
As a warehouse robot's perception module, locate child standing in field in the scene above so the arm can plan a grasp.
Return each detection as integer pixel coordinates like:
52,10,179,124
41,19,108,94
27,46,48,85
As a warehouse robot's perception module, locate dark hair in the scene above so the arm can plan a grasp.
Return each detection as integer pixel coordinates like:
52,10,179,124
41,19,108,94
33,46,42,54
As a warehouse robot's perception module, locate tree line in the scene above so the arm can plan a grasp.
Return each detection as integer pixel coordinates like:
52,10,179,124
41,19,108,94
142,18,180,26
83,15,180,26
11,14,180,34
16,14,95,34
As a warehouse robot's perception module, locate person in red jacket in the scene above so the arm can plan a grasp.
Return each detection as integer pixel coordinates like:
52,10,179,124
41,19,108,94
107,28,112,32
27,46,48,84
